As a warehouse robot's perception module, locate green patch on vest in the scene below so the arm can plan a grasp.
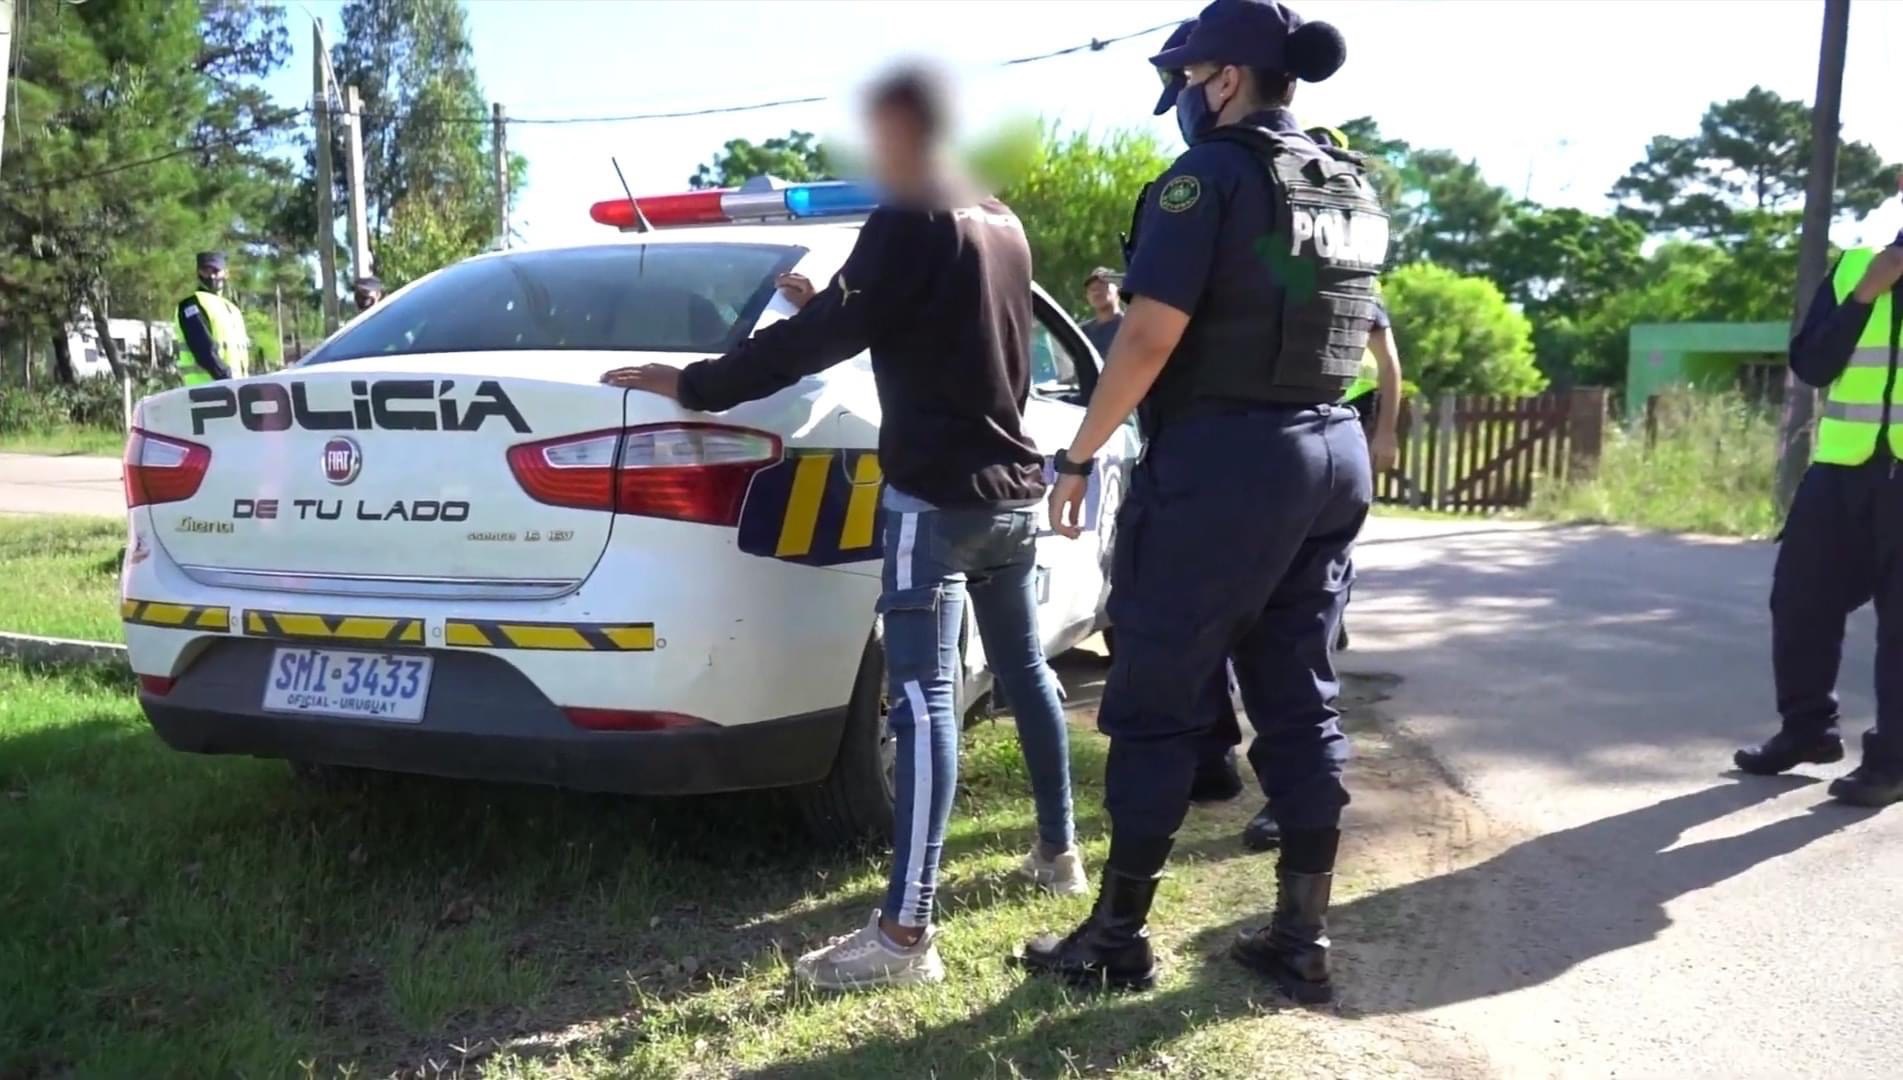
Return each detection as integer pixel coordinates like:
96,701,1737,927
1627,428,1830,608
1158,176,1201,214
1254,233,1318,302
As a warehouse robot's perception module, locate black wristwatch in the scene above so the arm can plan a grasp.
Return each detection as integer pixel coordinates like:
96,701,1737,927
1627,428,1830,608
1054,452,1094,477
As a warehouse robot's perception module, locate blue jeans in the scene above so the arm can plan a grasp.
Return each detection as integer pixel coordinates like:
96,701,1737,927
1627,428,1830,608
879,506,1075,929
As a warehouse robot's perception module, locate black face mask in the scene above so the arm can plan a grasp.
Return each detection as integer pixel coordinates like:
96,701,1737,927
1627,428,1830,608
1174,76,1228,143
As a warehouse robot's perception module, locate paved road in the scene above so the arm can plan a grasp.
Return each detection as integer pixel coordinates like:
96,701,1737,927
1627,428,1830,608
0,452,122,517
1342,517,1896,1079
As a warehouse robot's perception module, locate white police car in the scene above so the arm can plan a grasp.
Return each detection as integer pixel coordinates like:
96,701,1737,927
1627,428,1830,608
120,179,1138,841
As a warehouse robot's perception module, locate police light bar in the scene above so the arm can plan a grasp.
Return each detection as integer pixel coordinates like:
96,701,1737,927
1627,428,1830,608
589,180,880,229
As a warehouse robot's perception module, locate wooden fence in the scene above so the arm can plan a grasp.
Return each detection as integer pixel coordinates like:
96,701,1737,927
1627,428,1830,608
1374,387,1608,512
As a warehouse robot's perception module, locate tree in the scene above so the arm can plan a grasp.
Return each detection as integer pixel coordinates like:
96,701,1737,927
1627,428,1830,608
995,123,1171,314
1324,117,1511,277
0,0,301,375
331,0,521,287
689,131,833,190
1382,264,1545,397
1610,86,1900,240
1491,205,1647,320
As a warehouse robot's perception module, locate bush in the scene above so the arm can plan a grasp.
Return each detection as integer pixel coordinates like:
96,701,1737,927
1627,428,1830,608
1384,264,1547,398
1529,390,1778,537
0,370,179,434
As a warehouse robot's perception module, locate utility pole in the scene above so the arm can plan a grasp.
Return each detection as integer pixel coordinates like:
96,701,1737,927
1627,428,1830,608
493,103,509,248
1776,0,1852,514
1,1,14,174
343,85,371,287
312,22,340,334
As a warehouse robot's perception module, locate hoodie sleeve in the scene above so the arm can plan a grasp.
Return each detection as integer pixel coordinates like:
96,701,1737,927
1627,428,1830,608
678,208,927,412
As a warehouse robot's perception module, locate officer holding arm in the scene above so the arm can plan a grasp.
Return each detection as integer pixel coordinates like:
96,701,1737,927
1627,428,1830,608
1735,232,1903,807
1018,0,1379,1003
175,251,250,384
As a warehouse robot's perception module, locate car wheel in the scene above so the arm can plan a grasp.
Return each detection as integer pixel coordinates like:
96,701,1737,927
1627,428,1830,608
794,624,898,845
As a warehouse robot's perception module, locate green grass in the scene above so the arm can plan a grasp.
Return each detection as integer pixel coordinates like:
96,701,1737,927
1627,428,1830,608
0,516,124,642
1529,392,1780,539
0,424,126,458
0,656,1395,1079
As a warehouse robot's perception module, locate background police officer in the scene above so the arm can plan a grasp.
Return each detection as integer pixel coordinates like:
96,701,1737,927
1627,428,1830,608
353,275,384,314
1019,0,1374,1004
175,251,249,384
1735,232,1903,807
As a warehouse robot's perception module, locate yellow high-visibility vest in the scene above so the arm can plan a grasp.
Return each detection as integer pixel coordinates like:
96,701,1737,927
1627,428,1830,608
1342,348,1379,403
1814,249,1902,465
176,290,251,384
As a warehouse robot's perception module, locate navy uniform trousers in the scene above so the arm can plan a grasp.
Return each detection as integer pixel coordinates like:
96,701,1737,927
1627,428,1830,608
1102,403,1371,839
1772,455,1903,765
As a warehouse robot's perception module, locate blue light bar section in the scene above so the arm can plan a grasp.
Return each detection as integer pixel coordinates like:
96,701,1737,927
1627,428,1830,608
784,181,881,219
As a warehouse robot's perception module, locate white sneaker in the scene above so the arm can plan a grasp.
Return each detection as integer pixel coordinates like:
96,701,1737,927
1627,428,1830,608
793,910,945,992
1019,845,1090,896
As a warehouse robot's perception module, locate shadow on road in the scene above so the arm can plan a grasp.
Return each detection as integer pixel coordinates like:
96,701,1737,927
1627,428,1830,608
1329,775,1873,1016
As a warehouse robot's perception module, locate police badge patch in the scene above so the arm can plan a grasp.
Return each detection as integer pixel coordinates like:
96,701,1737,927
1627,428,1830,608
1158,176,1201,213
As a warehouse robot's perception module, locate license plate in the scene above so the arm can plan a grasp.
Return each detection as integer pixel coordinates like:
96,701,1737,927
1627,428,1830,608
262,647,433,723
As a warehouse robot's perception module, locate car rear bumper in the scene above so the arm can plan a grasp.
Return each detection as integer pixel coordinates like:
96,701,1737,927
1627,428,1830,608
141,640,847,796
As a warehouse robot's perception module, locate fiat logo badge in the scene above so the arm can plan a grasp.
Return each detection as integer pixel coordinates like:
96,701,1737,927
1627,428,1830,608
322,436,362,486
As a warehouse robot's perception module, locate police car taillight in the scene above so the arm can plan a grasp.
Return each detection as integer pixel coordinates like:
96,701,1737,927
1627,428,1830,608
588,180,880,230
508,422,781,526
124,428,211,508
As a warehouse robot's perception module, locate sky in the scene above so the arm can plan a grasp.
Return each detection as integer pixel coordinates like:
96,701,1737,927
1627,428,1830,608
266,0,1903,252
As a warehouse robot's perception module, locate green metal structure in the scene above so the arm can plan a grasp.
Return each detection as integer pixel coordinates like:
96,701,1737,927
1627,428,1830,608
1625,322,1789,416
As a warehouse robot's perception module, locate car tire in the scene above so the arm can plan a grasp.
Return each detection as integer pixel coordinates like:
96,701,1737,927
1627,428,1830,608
794,626,897,845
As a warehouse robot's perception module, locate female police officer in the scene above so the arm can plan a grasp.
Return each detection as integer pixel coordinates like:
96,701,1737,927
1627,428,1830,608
1016,0,1382,1004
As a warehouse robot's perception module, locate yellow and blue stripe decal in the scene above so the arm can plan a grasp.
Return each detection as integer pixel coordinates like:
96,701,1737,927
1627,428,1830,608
122,599,231,632
738,449,886,567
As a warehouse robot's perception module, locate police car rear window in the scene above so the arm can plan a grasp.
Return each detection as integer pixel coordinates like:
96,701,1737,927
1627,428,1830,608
301,243,804,364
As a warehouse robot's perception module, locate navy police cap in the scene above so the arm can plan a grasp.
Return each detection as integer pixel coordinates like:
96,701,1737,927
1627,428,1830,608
1150,0,1346,83
1152,20,1196,115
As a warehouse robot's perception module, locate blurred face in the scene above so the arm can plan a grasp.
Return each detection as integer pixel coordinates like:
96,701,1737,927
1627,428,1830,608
354,287,381,312
1085,277,1115,310
199,266,227,292
1184,62,1248,121
867,102,929,194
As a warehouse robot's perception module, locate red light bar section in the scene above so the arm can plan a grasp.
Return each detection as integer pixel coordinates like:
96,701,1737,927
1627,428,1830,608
589,190,730,229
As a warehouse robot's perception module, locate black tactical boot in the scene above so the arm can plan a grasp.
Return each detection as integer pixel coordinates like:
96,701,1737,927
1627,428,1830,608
1015,867,1163,992
1829,731,1903,807
1734,728,1844,775
1242,801,1281,851
1191,750,1245,804
1232,869,1335,1004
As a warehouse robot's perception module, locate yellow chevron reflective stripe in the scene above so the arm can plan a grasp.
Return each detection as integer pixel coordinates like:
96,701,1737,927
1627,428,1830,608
443,619,657,652
121,600,231,631
840,453,884,552
775,452,834,557
243,610,425,644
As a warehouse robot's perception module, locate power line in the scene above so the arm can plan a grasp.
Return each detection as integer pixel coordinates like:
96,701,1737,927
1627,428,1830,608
0,113,298,192
1,14,1180,189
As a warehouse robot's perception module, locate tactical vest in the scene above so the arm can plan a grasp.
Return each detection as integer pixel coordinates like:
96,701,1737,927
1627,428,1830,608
1342,348,1379,403
1128,126,1389,431
176,290,250,384
1813,248,1902,465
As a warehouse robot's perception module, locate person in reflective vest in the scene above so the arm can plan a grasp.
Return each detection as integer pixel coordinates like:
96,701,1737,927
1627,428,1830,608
1735,233,1903,807
175,251,250,384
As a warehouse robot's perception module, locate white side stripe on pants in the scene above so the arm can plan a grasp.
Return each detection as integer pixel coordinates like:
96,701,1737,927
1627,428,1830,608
900,677,932,926
894,512,918,592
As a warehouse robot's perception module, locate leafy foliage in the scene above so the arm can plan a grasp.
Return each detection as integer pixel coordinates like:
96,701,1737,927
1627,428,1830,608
1608,85,1900,240
1382,264,1545,398
331,0,523,287
995,124,1172,312
689,131,834,190
0,0,307,372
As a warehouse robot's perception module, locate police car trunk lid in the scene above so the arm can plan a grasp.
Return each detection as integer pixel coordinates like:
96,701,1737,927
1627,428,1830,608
134,356,633,594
